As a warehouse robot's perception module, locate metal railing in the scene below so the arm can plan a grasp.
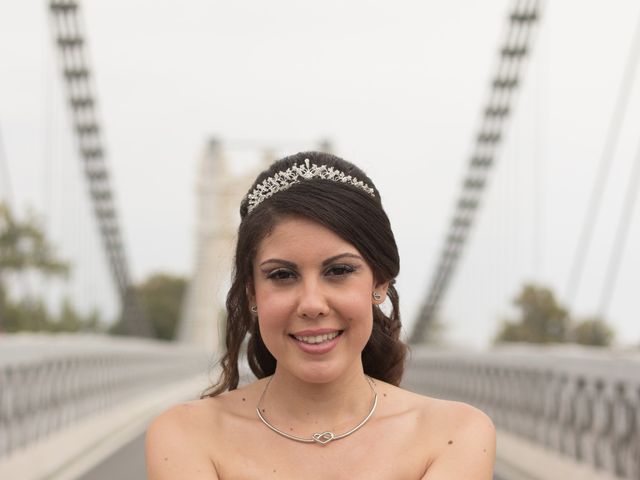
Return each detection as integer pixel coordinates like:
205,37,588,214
0,334,207,459
404,345,640,479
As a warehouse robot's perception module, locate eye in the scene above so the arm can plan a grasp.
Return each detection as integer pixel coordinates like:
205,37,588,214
326,264,356,277
266,268,296,281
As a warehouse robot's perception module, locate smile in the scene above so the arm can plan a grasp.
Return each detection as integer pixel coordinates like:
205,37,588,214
291,331,343,345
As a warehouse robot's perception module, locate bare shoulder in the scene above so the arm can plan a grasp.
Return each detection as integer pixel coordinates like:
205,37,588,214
369,381,494,478
145,381,264,480
415,394,496,479
376,380,492,430
421,395,495,439
145,397,221,480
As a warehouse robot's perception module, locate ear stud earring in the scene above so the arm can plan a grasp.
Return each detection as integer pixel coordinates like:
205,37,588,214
372,292,382,302
251,306,258,313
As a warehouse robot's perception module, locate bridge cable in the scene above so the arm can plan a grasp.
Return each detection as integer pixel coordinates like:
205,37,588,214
409,0,543,344
0,123,14,210
47,0,151,336
564,6,640,306
598,136,640,317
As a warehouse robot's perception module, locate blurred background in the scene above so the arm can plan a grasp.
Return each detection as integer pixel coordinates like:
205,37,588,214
1,0,639,479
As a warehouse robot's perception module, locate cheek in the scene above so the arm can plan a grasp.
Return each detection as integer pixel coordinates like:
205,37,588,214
343,294,374,326
254,289,296,337
255,288,295,315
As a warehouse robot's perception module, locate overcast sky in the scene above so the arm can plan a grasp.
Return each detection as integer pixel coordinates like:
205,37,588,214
1,0,639,347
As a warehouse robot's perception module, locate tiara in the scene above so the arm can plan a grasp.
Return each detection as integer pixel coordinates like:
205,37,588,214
246,158,376,213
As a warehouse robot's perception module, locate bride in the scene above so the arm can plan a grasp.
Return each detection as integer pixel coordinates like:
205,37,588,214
146,152,495,479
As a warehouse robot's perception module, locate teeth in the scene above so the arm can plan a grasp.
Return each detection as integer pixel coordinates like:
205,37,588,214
294,331,340,344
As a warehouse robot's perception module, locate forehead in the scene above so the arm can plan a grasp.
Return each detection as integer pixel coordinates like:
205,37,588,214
255,216,359,262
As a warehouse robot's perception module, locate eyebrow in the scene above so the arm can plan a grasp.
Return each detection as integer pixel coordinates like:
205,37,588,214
322,253,364,266
258,253,364,269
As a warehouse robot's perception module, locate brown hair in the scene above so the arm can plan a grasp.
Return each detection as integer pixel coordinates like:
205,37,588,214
202,151,406,397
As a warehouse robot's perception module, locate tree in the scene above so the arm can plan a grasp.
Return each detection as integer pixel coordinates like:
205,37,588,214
0,203,68,331
0,203,68,274
495,284,616,347
2,297,50,332
571,317,614,347
110,273,187,340
1,295,104,333
55,297,102,333
495,284,570,344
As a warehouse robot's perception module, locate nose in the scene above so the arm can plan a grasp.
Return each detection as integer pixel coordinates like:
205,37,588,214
296,278,329,319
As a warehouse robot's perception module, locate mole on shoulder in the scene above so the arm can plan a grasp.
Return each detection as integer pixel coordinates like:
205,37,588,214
448,440,453,445
261,408,266,413
242,397,246,402
383,393,387,397
164,457,168,461
273,469,277,473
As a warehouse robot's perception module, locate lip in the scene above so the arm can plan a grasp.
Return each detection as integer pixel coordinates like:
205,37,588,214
290,328,342,336
289,330,343,355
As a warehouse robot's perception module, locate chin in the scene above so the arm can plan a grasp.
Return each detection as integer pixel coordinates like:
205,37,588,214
282,358,363,385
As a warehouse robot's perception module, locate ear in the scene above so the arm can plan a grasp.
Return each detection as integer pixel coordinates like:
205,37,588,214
372,280,390,304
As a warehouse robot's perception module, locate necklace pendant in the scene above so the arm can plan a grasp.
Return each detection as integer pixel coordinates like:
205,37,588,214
312,431,335,445
256,376,378,445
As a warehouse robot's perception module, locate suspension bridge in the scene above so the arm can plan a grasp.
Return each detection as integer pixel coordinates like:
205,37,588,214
1,0,639,478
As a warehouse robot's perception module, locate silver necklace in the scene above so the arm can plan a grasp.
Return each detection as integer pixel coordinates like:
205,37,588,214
256,376,378,445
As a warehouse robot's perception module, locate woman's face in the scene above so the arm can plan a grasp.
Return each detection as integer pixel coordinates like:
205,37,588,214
251,216,387,383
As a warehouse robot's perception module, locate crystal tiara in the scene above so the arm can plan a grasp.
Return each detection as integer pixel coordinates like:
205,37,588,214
246,158,376,214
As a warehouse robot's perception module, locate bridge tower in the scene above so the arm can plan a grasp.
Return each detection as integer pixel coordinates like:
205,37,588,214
178,140,272,351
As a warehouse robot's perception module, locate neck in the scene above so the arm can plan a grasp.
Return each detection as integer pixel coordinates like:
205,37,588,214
259,365,375,432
